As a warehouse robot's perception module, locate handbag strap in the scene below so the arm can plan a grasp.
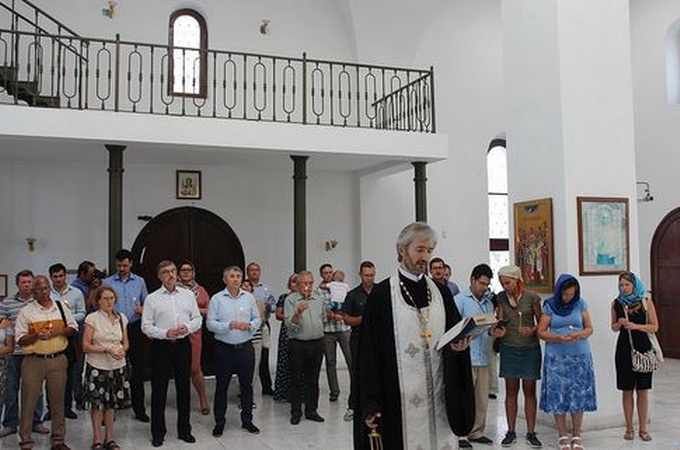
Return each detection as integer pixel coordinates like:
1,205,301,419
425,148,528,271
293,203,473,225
622,304,636,349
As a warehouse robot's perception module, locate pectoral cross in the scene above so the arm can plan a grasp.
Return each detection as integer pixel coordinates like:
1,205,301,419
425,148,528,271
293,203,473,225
420,329,432,339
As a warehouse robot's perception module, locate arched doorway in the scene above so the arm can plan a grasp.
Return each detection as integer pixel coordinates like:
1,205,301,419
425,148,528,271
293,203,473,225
131,206,246,376
131,206,245,295
650,207,680,359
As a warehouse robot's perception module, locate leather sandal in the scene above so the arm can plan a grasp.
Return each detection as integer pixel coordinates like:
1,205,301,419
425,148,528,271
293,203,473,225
558,435,571,450
639,430,652,442
571,436,584,449
623,429,634,440
104,440,121,450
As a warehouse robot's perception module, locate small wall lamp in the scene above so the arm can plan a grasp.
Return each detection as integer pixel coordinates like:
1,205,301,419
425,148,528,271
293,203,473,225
26,237,37,252
637,181,654,202
325,239,338,252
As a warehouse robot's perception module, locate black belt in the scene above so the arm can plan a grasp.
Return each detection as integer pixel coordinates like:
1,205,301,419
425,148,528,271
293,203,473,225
29,351,64,359
217,340,252,350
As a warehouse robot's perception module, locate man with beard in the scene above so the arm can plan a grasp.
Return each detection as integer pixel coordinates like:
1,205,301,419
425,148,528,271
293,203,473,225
358,222,475,449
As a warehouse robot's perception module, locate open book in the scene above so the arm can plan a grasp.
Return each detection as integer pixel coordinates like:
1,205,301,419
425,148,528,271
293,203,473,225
436,313,499,351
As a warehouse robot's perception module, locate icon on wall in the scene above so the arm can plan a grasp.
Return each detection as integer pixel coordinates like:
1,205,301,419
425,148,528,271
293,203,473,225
577,196,629,275
513,197,554,292
176,170,202,200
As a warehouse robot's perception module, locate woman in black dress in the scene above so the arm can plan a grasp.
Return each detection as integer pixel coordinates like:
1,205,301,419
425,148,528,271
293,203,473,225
610,271,659,442
273,274,297,403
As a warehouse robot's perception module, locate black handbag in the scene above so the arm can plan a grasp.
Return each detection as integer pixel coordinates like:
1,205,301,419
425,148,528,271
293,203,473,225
55,300,77,363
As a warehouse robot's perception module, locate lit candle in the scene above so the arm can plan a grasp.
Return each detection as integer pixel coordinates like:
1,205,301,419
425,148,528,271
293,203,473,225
518,311,523,330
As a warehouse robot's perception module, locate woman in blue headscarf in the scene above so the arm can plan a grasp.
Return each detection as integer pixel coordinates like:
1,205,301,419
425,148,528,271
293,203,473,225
537,274,596,450
611,271,659,442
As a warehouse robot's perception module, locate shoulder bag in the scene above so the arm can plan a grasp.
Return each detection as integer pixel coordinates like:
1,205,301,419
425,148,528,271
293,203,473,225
623,304,660,373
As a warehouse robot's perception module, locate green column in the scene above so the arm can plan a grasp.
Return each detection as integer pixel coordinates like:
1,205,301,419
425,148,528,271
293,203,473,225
291,155,309,273
106,144,126,272
412,161,428,222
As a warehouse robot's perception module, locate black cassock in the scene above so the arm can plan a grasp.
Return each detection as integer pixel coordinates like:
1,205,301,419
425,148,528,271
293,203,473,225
354,273,474,449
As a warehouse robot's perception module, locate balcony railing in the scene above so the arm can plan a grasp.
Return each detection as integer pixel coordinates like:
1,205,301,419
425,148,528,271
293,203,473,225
0,28,436,133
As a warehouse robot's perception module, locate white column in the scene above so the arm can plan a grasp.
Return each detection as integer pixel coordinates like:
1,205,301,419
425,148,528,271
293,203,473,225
503,0,639,429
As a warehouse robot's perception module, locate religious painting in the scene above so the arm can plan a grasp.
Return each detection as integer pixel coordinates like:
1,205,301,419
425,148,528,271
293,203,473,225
0,274,7,299
577,197,629,275
176,170,202,200
513,198,554,292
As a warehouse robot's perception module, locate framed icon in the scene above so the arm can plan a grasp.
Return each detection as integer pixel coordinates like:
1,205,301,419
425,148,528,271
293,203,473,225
513,198,554,292
176,170,202,200
577,196,629,275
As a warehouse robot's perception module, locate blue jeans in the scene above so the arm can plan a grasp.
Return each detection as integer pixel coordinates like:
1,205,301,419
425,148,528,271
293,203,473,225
3,354,44,429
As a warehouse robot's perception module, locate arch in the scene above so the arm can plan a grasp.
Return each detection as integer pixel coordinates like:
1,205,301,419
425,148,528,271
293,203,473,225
168,9,208,97
650,206,680,358
131,206,244,295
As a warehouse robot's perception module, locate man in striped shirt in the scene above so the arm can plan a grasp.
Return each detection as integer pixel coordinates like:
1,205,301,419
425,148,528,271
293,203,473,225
0,270,49,438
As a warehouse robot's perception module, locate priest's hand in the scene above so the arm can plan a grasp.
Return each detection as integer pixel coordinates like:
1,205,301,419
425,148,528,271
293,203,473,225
365,412,381,430
450,336,471,352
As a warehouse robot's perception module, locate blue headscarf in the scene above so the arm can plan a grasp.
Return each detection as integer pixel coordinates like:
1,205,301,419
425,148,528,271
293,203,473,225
617,272,647,306
545,273,581,317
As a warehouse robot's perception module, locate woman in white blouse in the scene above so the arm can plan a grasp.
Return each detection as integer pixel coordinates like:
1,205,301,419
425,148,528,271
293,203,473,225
82,286,130,450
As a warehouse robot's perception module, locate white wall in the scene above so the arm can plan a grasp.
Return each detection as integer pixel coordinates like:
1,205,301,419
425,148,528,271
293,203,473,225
357,0,505,284
0,155,361,297
630,0,680,286
21,0,356,61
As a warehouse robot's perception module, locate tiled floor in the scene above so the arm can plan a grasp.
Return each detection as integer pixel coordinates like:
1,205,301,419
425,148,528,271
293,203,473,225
0,359,678,449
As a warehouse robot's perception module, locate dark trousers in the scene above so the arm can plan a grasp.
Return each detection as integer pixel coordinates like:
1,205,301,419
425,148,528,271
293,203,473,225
348,331,359,410
151,338,192,440
289,338,324,418
127,320,146,416
213,340,255,427
259,342,273,392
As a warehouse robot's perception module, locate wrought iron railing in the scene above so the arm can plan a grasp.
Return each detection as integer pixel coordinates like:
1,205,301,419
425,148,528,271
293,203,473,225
0,27,436,132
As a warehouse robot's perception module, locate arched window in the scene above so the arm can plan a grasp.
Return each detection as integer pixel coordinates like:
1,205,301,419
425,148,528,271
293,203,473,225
168,9,207,97
487,138,509,293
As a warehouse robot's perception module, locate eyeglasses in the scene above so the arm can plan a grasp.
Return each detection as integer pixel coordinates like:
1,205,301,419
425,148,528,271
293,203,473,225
179,268,194,272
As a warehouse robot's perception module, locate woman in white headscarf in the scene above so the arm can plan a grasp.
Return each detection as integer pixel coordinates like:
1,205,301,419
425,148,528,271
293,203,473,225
494,265,543,448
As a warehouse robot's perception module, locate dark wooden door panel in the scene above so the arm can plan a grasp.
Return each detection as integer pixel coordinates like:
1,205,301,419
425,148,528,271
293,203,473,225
651,207,680,359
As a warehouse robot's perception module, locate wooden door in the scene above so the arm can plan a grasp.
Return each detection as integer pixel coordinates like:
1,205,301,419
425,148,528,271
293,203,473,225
651,207,680,359
131,206,246,376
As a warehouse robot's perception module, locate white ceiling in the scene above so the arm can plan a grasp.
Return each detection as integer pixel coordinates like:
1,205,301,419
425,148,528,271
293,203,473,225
0,135,411,173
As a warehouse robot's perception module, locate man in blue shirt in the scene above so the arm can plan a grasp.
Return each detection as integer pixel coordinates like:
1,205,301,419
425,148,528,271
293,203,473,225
454,264,503,448
103,249,149,422
207,266,261,437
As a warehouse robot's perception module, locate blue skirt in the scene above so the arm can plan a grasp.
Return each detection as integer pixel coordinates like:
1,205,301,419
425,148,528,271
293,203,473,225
540,353,597,414
499,344,541,380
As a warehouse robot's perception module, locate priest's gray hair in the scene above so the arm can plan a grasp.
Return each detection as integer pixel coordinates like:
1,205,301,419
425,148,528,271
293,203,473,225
396,222,438,261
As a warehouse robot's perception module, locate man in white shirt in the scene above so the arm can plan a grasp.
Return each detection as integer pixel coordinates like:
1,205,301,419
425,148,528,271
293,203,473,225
141,260,202,448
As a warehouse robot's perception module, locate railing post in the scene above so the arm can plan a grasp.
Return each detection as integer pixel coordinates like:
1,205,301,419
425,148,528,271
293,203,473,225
429,65,436,133
302,52,307,125
114,33,120,112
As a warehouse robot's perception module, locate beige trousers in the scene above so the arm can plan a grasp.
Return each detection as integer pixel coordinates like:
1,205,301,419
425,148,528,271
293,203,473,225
469,366,490,440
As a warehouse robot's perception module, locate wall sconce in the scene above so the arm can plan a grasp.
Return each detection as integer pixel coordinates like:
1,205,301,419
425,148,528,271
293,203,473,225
325,239,338,252
260,19,270,35
102,1,117,19
636,181,654,202
26,237,37,252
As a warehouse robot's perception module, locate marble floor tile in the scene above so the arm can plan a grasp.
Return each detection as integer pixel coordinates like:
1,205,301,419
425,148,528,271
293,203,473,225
0,359,677,449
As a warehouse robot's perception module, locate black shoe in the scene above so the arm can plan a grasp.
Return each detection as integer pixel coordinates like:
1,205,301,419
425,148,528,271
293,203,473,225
262,388,275,396
212,425,224,437
329,395,339,402
469,436,493,444
501,431,517,447
488,393,497,399
290,415,301,425
151,438,163,448
526,432,542,448
178,434,196,444
305,412,325,422
459,440,473,448
43,411,52,422
134,413,150,423
65,410,78,420
242,423,260,434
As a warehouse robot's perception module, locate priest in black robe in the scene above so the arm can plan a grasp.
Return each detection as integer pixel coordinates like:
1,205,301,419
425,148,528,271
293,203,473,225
356,222,475,449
